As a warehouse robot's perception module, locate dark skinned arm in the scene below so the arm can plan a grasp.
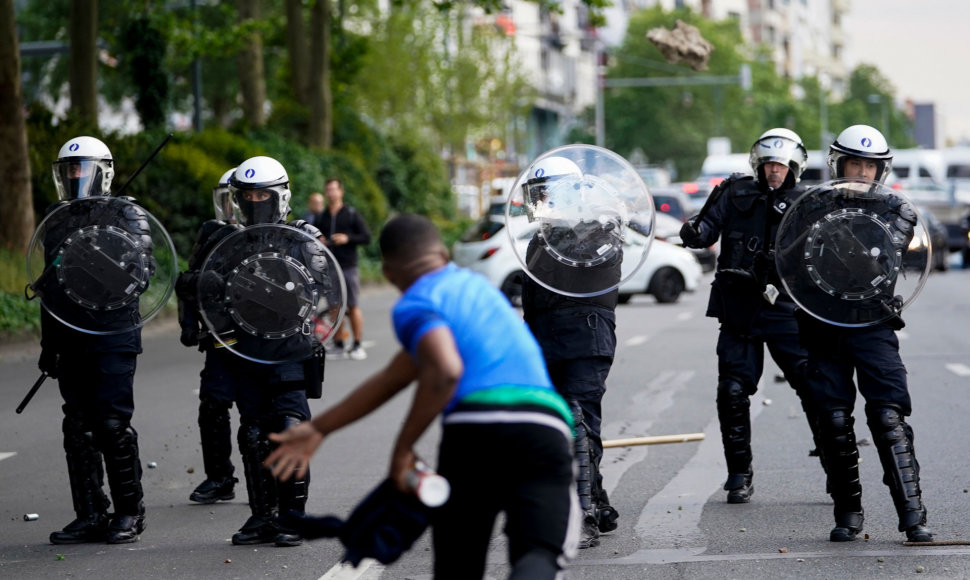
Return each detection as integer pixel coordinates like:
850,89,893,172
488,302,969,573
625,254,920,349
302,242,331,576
388,326,464,493
265,349,418,481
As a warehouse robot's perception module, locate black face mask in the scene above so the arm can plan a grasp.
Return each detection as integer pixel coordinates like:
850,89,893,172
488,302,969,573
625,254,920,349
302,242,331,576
236,199,277,225
234,189,282,225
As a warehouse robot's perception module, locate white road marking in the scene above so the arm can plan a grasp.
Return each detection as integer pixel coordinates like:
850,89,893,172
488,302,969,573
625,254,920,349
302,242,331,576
677,312,693,321
318,558,384,580
945,363,970,377
607,375,771,562
625,335,650,347
0,452,16,462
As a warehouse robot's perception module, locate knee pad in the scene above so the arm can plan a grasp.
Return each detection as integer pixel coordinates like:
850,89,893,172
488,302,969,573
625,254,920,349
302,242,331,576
93,417,134,448
717,380,749,410
866,405,904,434
821,409,854,438
237,421,263,452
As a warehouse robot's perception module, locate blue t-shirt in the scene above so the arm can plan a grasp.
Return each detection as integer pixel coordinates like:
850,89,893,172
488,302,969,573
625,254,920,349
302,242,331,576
392,263,556,414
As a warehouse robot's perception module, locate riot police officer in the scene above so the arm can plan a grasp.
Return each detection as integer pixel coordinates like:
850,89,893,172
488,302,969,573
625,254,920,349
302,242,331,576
203,156,325,547
175,168,242,504
680,128,823,504
520,156,621,549
795,125,933,543
40,136,149,544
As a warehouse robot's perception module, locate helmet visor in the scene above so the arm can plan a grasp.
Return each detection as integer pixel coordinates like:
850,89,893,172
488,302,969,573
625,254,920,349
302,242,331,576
52,159,105,201
751,137,806,175
213,185,233,222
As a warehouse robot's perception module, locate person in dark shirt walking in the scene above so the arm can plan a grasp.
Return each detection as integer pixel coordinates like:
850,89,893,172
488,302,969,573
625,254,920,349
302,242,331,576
317,178,372,360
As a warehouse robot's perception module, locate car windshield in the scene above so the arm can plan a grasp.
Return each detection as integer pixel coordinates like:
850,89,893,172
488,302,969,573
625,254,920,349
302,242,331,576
459,219,505,243
488,201,528,218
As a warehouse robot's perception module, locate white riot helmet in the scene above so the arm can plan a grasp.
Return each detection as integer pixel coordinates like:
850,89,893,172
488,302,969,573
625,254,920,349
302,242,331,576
828,124,893,183
522,156,583,221
52,136,115,201
229,156,291,226
749,128,807,186
213,167,236,222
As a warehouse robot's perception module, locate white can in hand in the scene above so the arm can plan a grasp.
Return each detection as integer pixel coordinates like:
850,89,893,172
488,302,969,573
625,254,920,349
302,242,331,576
405,459,450,507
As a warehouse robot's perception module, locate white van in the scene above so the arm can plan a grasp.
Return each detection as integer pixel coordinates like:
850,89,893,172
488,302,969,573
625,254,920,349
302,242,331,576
698,153,752,183
943,147,970,203
891,148,946,188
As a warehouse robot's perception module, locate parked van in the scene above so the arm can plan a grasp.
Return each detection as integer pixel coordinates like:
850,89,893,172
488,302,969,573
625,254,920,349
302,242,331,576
698,153,752,184
943,147,970,203
891,148,945,188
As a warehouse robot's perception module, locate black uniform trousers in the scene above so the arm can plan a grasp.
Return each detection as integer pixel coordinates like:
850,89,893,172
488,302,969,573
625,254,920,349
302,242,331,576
224,354,311,427
716,300,809,397
716,298,813,476
801,323,911,415
200,346,237,406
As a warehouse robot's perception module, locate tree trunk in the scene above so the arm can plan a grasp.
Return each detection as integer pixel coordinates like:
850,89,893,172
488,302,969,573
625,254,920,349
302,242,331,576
285,0,309,107
69,0,99,126
237,0,266,127
307,0,332,149
0,0,35,251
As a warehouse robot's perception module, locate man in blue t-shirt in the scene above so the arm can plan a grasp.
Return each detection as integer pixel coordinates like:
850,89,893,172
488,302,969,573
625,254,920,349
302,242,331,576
265,213,579,578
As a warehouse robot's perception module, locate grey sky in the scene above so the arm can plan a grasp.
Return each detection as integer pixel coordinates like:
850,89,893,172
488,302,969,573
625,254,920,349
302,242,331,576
843,0,970,146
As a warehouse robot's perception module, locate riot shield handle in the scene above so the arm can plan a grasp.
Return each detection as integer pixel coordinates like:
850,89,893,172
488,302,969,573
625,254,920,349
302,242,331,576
114,133,174,197
16,373,48,414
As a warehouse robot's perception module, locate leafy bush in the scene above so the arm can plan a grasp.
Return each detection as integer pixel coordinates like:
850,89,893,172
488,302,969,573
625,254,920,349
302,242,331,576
0,292,40,334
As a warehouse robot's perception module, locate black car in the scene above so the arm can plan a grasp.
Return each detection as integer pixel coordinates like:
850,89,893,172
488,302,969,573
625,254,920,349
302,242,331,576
908,206,950,272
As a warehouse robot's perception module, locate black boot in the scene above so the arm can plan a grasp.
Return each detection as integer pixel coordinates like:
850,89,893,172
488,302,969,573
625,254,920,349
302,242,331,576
50,417,111,545
190,398,238,504
232,422,278,545
820,409,864,542
717,380,754,504
569,401,599,549
96,420,146,544
275,416,309,547
866,406,933,543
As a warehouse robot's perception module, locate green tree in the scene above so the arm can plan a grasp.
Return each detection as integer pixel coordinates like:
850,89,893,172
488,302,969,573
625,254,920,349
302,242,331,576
603,7,762,178
0,0,35,251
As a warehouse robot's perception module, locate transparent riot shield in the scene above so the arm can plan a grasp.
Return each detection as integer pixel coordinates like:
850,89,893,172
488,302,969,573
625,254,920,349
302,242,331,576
198,224,346,364
506,145,655,297
26,196,177,335
775,178,931,327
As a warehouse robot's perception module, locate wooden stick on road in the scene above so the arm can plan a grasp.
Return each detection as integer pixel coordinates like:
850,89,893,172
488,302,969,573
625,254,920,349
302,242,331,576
602,432,705,449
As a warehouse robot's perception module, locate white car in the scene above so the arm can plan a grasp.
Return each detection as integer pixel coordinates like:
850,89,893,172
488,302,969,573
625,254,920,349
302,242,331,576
452,217,703,305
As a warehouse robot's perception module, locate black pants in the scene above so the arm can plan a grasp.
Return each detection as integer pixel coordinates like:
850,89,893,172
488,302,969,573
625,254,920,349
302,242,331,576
716,303,809,396
58,351,137,423
801,324,911,414
433,410,577,579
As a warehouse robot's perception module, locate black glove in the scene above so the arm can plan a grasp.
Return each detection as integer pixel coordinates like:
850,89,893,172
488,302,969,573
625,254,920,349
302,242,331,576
679,218,702,247
175,270,199,304
38,349,59,379
180,325,200,347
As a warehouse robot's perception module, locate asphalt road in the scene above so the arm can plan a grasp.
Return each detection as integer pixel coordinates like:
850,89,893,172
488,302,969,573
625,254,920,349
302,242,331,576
2,264,970,579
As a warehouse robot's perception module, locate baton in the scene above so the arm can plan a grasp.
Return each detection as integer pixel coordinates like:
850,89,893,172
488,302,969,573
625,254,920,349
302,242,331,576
114,133,174,197
602,432,705,449
16,372,49,414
